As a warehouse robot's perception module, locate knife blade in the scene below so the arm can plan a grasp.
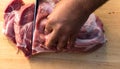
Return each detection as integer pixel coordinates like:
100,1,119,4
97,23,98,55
31,0,40,51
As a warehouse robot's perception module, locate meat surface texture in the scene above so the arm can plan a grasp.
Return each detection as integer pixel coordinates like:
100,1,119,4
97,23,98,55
3,0,106,56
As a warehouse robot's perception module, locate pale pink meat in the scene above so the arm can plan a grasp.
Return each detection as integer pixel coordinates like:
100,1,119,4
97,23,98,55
3,0,106,56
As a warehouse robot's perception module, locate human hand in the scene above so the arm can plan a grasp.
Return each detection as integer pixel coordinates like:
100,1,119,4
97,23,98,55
44,0,107,51
44,0,90,51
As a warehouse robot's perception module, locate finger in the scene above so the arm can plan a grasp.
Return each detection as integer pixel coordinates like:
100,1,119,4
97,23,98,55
45,30,59,50
44,20,53,34
57,35,69,51
68,34,77,49
45,24,52,34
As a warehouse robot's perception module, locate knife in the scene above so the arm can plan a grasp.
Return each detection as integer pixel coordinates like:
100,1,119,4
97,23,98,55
31,0,40,50
33,0,39,30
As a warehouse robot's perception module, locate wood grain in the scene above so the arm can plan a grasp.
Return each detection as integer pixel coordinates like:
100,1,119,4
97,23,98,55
0,0,120,69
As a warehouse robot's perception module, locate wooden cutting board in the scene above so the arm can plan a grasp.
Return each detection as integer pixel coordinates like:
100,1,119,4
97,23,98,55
0,0,120,69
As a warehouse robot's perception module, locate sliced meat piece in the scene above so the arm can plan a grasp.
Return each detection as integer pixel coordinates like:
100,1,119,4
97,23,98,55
3,0,24,43
13,4,34,56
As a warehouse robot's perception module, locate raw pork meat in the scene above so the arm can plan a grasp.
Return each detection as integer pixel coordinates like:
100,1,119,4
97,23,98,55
3,0,106,56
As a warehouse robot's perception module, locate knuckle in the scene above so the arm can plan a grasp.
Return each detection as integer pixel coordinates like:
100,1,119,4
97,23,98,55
47,16,56,24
